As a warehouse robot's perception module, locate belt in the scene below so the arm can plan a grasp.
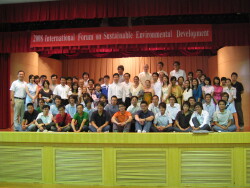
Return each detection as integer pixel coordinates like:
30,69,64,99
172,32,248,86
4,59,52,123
14,97,25,100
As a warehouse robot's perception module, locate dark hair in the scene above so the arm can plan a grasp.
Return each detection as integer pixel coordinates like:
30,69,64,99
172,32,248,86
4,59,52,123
213,77,221,85
68,95,77,102
34,75,40,80
140,100,148,106
184,80,191,92
152,72,159,77
158,61,164,67
226,78,231,82
111,95,118,100
168,95,177,103
192,78,199,88
54,95,62,101
82,72,89,77
152,95,159,99
26,103,34,107
163,75,169,85
40,75,47,79
97,101,105,107
28,74,34,82
38,98,45,103
170,76,177,81
204,77,211,85
182,101,190,108
104,75,110,79
231,72,238,77
131,96,138,101
221,92,229,99
221,77,227,81
71,83,78,93
73,76,78,80
98,77,104,82
178,76,184,81
118,102,126,106
60,76,67,80
194,102,203,109
58,105,65,110
95,83,101,87
82,93,93,102
100,94,107,99
18,70,25,74
173,61,180,66
67,77,73,81
124,73,131,78
205,93,212,98
188,97,196,102
84,99,92,105
42,80,50,88
196,69,203,73
218,100,227,105
134,76,139,80
117,65,124,71
42,105,50,110
188,72,194,76
77,104,84,108
51,74,58,79
113,73,119,78
159,102,166,109
88,79,95,84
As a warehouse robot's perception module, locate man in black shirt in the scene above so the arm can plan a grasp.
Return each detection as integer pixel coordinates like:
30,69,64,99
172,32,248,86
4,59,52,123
231,72,244,129
21,103,39,131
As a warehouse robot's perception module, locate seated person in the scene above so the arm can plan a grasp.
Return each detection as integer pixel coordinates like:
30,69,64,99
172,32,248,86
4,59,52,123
148,95,160,115
203,93,215,124
21,103,39,131
152,102,173,132
71,104,89,132
104,95,119,118
35,105,55,132
127,96,140,132
213,100,236,132
94,94,107,109
89,102,110,132
188,97,196,112
135,101,154,133
81,93,94,108
84,99,95,122
190,102,211,131
65,95,77,118
36,98,45,113
166,95,181,122
111,102,132,132
53,105,72,132
50,95,62,117
173,101,193,132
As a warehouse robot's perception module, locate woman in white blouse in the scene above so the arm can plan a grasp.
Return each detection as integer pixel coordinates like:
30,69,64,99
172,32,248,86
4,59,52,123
129,76,144,103
161,75,171,103
182,80,193,103
202,77,214,102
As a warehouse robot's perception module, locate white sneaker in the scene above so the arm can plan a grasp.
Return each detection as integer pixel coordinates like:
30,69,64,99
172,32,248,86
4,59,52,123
104,131,109,133
137,130,142,133
142,130,147,133
43,129,48,132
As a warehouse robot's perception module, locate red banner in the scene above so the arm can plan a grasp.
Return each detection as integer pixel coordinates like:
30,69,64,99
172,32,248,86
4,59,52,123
30,24,212,47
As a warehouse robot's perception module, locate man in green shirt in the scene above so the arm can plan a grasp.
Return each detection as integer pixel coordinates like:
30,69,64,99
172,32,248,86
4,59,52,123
36,98,45,113
71,104,89,132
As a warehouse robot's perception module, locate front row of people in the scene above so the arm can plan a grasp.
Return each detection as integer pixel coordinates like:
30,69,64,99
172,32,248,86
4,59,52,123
22,95,237,133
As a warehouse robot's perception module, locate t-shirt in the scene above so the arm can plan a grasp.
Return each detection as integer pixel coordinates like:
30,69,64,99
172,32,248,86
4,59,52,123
175,111,192,129
36,112,53,124
91,110,110,127
36,106,43,113
23,110,39,124
10,80,27,98
136,110,154,119
213,110,233,126
113,111,132,122
55,113,72,125
231,81,244,102
73,112,89,126
39,89,53,101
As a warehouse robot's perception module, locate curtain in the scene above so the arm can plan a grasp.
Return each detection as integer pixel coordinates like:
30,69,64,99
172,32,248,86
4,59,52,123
0,0,249,23
0,54,10,129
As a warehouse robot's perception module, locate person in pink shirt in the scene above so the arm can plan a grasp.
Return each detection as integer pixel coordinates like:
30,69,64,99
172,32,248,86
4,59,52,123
213,77,223,104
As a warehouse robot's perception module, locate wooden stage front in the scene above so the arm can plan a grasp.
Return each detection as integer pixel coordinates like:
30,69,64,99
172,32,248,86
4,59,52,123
0,132,249,187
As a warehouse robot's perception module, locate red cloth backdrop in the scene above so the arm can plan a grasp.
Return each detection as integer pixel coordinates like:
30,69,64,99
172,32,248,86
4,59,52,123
0,54,10,129
0,0,249,23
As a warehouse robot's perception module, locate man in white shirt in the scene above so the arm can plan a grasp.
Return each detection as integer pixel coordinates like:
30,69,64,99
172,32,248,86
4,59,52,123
190,102,210,130
82,72,89,87
166,96,181,121
148,95,160,115
223,78,236,104
101,75,110,98
152,72,162,101
138,64,152,87
117,65,125,83
50,74,58,92
203,93,215,123
108,73,125,104
53,77,70,106
10,70,27,131
121,73,132,108
35,105,54,132
169,61,186,80
157,62,168,76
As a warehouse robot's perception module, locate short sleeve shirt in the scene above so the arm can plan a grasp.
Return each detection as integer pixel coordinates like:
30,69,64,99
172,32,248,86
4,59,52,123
232,81,244,102
154,112,172,126
10,80,27,98
136,110,154,119
113,111,132,122
55,113,72,125
213,110,233,126
91,110,110,127
23,110,39,124
175,111,192,129
73,112,89,126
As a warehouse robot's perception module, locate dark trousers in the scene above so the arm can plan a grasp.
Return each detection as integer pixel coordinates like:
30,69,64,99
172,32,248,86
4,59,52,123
37,119,55,131
72,124,88,132
235,101,244,127
192,117,210,130
173,126,193,132
61,99,69,106
151,126,174,132
117,98,123,104
125,97,131,109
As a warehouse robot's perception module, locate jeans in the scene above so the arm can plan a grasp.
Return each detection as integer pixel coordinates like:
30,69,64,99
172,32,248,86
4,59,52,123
26,124,37,132
173,126,193,132
151,126,174,132
13,98,25,131
113,122,131,132
192,117,210,131
36,119,55,131
51,125,71,132
135,121,152,132
72,124,89,132
89,125,110,132
213,124,237,132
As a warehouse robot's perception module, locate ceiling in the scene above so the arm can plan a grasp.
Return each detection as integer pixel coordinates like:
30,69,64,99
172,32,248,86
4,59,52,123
0,0,56,4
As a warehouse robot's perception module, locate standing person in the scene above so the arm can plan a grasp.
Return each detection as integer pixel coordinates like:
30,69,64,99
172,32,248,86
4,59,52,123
174,102,193,132
25,74,39,109
121,73,132,108
66,77,73,88
202,77,214,101
151,72,162,101
169,61,186,80
187,72,194,84
98,77,104,85
190,102,211,131
112,102,133,132
21,103,39,132
138,64,152,87
71,104,89,132
53,77,70,106
82,72,89,87
34,75,41,90
35,105,55,132
213,77,223,104
223,78,236,105
88,79,95,95
65,95,77,118
117,65,125,83
10,70,27,131
199,74,206,86
203,94,216,124
152,102,173,132
148,95,160,116
182,80,192,103
39,75,47,88
178,76,185,90
129,76,144,103
50,74,58,92
231,72,244,129
196,69,203,84
53,105,72,132
157,61,168,76
89,102,111,132
166,96,181,122
170,76,183,105
161,75,171,103
192,78,202,102
39,80,53,106
68,82,80,100
73,76,79,84
143,80,155,106
213,100,237,132
135,101,154,133
101,75,110,98
221,77,227,88
107,73,125,104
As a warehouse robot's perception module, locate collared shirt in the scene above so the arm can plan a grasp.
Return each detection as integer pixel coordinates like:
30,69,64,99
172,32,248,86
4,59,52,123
183,88,193,101
192,85,202,102
175,110,192,129
202,85,214,95
216,102,236,114
53,84,70,99
127,104,140,119
136,110,154,119
203,102,216,122
223,86,236,102
10,80,27,98
104,104,119,117
166,103,181,120
107,82,125,103
113,111,132,122
50,104,59,116
148,103,160,115
169,69,186,80
138,72,152,86
213,110,233,126
190,110,210,128
121,81,132,98
152,81,162,100
36,112,53,124
118,74,124,83
55,113,72,125
101,83,109,98
49,84,58,92
73,112,89,126
154,112,172,127
158,70,168,76
91,110,110,127
65,103,77,118
23,110,39,124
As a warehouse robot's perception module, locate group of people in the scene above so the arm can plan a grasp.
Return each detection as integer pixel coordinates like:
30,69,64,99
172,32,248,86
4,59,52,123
10,61,244,133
